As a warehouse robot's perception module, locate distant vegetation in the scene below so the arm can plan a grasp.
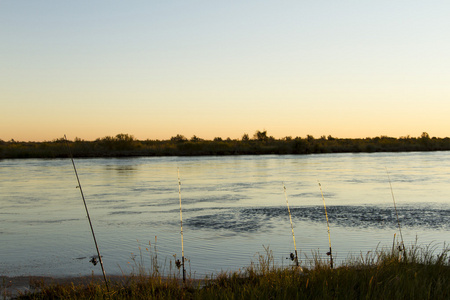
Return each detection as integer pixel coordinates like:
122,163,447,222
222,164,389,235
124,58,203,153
1,131,450,159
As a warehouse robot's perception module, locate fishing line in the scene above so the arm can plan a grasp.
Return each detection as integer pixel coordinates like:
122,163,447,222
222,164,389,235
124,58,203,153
283,183,299,266
177,168,186,283
64,135,109,293
318,180,333,269
386,167,406,255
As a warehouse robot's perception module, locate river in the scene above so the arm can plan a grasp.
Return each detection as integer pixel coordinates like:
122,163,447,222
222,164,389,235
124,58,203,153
1,152,449,278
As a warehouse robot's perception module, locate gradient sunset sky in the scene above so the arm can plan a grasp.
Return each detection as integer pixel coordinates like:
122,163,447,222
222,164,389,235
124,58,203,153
1,1,449,142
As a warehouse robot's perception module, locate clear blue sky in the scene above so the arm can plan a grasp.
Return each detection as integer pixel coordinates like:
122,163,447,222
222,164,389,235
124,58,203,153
1,1,449,141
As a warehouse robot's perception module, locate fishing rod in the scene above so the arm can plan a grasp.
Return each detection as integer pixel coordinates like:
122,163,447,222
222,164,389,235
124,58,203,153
318,181,333,269
64,135,109,293
177,168,186,283
386,168,406,255
283,183,299,266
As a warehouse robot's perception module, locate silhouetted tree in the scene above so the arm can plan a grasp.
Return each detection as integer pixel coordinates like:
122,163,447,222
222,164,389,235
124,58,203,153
190,135,202,142
421,132,430,139
254,130,268,141
171,134,187,143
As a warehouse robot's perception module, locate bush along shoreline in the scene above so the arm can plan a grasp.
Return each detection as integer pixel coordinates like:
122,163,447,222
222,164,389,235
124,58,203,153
1,131,450,159
8,243,450,299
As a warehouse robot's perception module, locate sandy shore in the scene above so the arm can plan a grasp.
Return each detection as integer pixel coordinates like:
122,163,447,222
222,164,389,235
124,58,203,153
1,275,130,299
2,274,203,299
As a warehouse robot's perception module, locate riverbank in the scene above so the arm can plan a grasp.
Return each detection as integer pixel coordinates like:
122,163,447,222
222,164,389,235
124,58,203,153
5,245,450,299
1,275,117,299
1,132,449,159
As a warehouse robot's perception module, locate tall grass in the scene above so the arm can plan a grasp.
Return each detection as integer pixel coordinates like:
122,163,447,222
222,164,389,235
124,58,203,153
15,243,449,299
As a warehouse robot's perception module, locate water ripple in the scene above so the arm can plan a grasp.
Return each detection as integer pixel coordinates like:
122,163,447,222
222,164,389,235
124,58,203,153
185,205,450,233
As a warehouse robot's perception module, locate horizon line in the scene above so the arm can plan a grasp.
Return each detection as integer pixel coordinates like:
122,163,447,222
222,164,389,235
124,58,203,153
2,131,445,143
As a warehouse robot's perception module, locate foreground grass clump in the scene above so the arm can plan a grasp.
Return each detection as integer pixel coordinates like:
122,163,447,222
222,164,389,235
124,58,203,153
15,245,450,299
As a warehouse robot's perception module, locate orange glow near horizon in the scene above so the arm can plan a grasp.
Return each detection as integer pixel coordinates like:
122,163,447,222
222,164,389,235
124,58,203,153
1,2,449,142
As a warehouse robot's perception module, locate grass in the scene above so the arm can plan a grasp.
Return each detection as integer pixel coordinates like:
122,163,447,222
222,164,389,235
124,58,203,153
10,242,449,299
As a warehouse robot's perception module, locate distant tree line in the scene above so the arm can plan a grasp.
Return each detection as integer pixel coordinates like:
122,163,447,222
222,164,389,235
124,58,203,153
1,131,449,159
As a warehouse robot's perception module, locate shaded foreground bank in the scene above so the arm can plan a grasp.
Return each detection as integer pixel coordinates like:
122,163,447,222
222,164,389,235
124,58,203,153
2,132,450,159
6,245,450,300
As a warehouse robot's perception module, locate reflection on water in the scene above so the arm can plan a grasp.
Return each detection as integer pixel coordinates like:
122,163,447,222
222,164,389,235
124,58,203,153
0,152,449,277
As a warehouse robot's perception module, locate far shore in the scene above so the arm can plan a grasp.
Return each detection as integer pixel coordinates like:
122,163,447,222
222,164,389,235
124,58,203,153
1,132,449,159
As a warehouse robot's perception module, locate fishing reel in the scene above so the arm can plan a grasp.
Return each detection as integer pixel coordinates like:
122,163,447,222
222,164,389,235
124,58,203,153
89,256,99,266
286,253,296,261
175,259,182,269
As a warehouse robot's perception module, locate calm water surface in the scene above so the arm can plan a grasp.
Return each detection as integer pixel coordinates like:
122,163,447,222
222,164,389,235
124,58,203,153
1,152,449,278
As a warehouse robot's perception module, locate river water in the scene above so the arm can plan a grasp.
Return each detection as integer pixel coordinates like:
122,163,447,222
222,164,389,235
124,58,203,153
1,152,449,278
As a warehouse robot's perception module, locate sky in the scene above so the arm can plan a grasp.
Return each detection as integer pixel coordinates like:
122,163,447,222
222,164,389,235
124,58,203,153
1,1,450,142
